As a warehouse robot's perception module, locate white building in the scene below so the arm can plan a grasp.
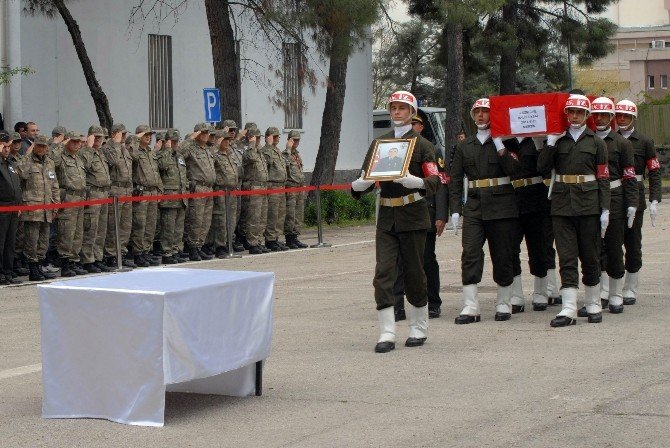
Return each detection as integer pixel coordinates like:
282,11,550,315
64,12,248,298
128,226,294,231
0,0,373,171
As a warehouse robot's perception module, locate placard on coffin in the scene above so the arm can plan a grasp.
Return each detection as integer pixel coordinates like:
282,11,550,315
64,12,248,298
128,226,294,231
490,93,571,138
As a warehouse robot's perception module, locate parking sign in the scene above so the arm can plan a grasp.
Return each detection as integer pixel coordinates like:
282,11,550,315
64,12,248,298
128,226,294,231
203,88,221,123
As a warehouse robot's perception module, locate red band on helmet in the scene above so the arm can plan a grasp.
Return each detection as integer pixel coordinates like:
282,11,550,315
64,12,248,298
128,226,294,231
647,157,661,171
596,164,610,179
622,166,636,180
390,92,416,103
437,172,449,185
422,162,439,177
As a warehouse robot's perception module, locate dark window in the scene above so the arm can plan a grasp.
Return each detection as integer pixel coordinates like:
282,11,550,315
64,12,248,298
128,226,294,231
662,75,668,89
148,34,173,129
648,75,655,89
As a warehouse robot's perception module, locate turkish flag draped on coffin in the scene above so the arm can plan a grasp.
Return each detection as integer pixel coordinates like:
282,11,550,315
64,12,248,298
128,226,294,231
490,93,571,138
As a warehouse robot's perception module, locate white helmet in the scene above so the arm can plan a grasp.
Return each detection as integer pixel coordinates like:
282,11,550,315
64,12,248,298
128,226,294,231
387,90,418,116
615,99,638,118
470,98,491,120
564,94,591,115
591,97,615,116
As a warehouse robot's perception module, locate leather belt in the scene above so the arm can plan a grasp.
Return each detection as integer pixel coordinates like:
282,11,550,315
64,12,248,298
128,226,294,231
543,179,552,187
512,176,544,188
610,179,622,189
380,193,424,207
635,174,643,182
468,177,511,188
555,174,596,183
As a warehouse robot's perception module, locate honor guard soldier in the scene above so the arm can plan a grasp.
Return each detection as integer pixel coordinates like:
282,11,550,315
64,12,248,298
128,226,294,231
283,130,309,249
0,132,23,284
351,90,440,353
449,98,521,324
537,95,611,327
180,123,217,261
129,125,163,267
615,100,662,305
209,130,239,257
79,125,113,273
157,133,189,264
262,127,289,251
16,135,60,280
52,132,88,277
103,124,135,268
242,127,270,254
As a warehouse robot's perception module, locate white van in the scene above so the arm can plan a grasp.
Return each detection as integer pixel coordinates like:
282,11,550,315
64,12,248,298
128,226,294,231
372,107,447,156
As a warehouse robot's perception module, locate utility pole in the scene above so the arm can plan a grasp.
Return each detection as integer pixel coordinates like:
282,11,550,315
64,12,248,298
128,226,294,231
564,1,573,90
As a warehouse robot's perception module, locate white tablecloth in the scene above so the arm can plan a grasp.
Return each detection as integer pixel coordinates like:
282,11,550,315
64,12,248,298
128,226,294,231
38,268,274,426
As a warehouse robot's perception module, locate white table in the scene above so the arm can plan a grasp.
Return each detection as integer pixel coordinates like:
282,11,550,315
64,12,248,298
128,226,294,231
38,268,274,426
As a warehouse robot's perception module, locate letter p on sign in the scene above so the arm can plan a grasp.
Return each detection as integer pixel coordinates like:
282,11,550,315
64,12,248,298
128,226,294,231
203,88,221,123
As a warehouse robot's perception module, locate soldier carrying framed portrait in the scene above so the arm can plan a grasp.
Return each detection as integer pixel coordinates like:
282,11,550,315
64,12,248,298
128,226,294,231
364,137,417,181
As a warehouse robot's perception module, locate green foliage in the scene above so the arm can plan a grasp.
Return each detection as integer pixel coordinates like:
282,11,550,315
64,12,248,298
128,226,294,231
0,67,34,85
304,190,376,226
639,92,670,107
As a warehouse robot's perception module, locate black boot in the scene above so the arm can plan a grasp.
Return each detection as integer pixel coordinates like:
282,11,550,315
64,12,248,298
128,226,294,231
275,241,290,251
14,257,29,277
28,262,46,281
189,246,202,261
293,236,308,248
265,241,281,252
215,246,228,258
285,235,300,249
248,245,264,255
39,262,58,279
83,262,102,273
60,258,76,278
72,262,88,275
134,253,150,267
96,261,115,272
198,248,214,260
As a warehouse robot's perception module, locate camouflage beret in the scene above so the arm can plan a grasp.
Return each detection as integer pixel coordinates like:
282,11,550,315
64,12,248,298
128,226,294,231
88,125,105,137
10,132,21,141
125,134,140,149
111,123,127,134
52,126,67,137
65,131,86,141
34,135,50,146
155,132,166,141
288,130,301,140
135,124,153,134
265,126,280,137
223,119,237,129
193,122,211,133
244,122,257,130
166,129,180,140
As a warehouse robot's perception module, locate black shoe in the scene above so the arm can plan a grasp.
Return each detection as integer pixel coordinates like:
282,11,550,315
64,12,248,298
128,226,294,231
189,247,202,261
162,255,178,264
145,253,161,266
405,337,426,347
96,261,115,272
623,297,636,305
72,263,88,276
276,241,290,251
511,305,525,314
494,312,511,321
215,246,229,258
241,238,252,250
4,275,22,285
532,303,548,311
394,307,406,322
249,245,264,255
455,315,481,324
83,263,102,273
428,305,441,319
232,242,245,252
285,240,300,250
39,264,58,279
122,257,136,268
13,259,29,276
587,312,602,323
609,304,624,314
0,276,9,285
265,241,282,252
601,298,609,308
198,249,214,260
260,245,271,253
577,306,588,318
59,259,76,278
134,255,150,267
176,254,190,263
201,244,215,256
550,316,576,327
374,341,395,353
293,238,308,249
28,262,46,281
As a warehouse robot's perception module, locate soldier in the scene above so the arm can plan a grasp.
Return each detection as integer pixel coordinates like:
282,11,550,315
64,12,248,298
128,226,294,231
103,124,135,268
283,130,308,249
166,128,180,149
156,135,188,264
49,126,67,157
449,98,521,324
209,129,239,257
537,94,611,327
52,132,88,277
16,135,60,281
0,132,23,284
233,122,257,251
129,125,163,267
8,132,28,278
180,123,216,261
79,125,113,273
351,90,440,353
262,127,289,251
242,127,270,255
616,100,662,306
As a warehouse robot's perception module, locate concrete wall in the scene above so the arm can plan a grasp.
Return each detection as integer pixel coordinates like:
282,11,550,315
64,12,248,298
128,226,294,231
603,0,670,27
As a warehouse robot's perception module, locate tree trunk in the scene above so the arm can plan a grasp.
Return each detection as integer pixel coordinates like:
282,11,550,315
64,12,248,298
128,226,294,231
53,0,113,128
310,41,348,186
443,21,463,168
205,0,241,127
498,3,518,95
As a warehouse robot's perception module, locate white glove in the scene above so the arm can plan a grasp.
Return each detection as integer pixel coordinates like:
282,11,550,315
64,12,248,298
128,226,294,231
531,137,545,151
627,207,637,228
351,170,374,192
600,209,610,238
650,200,658,227
451,213,460,235
546,132,566,147
492,137,505,153
393,172,425,189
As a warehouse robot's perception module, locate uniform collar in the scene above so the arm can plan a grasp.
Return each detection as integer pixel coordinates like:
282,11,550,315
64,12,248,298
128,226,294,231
393,124,412,138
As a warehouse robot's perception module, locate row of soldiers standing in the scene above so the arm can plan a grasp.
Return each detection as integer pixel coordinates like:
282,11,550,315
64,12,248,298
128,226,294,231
3,120,307,281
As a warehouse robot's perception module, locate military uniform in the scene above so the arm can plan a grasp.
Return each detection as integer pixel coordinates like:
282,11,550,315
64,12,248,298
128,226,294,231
79,126,112,272
157,143,188,262
242,131,270,253
210,136,239,256
234,123,258,247
8,147,26,274
537,126,610,325
0,135,22,283
283,130,308,248
262,127,288,251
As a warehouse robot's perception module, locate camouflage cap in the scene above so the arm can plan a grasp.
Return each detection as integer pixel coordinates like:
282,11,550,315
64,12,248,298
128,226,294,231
10,132,21,141
102,128,109,137
193,122,211,133
0,131,10,143
135,124,153,134
166,129,180,140
155,132,166,141
244,122,257,130
223,119,237,129
88,125,105,137
65,131,86,142
265,126,280,137
34,135,50,146
125,134,140,149
52,126,67,137
250,128,262,137
111,123,127,134
288,130,301,140
212,130,227,139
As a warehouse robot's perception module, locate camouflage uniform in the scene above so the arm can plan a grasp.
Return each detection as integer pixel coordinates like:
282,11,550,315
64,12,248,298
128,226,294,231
209,133,239,254
242,128,269,251
157,142,188,260
262,127,288,250
283,130,307,248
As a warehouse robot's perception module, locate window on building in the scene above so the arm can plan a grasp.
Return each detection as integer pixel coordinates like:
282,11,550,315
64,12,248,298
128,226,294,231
648,75,655,89
148,34,173,129
282,42,303,129
662,75,668,89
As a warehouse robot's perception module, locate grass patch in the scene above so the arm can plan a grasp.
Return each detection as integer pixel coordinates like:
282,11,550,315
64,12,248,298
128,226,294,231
305,190,376,227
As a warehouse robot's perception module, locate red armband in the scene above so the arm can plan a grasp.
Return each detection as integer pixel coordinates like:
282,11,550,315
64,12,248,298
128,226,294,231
647,157,661,171
622,166,636,180
422,162,439,177
507,152,518,161
437,172,450,185
596,164,610,179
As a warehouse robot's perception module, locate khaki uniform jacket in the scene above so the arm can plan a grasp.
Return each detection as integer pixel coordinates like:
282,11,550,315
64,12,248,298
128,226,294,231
353,129,440,232
618,129,662,211
16,153,60,222
537,128,610,216
79,146,112,190
449,134,520,220
180,141,216,189
503,137,550,215
212,149,239,190
230,140,246,180
52,150,87,202
157,148,188,208
103,141,133,187
242,145,269,186
131,146,163,192
601,130,638,219
262,144,288,184
283,148,305,186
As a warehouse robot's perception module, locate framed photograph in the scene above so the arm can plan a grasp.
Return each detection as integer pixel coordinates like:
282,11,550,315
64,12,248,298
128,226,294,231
364,137,416,181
